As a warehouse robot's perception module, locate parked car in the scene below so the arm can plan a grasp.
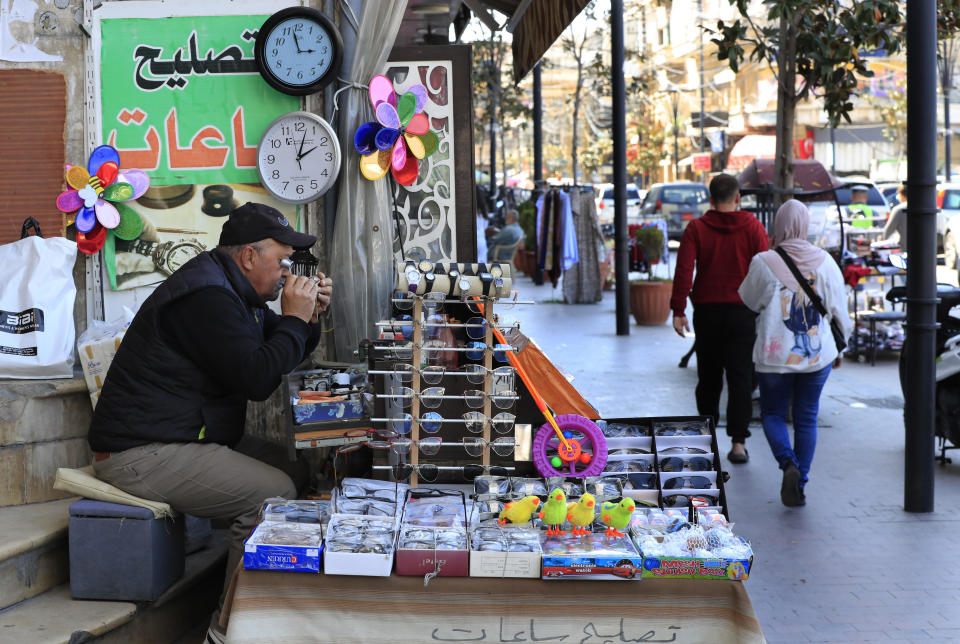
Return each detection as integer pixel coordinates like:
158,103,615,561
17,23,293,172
938,183,960,267
640,182,710,239
876,182,902,207
807,181,892,250
595,183,644,226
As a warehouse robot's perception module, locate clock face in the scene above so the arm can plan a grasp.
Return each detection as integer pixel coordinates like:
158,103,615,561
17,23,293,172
257,111,342,205
255,8,342,96
165,241,204,274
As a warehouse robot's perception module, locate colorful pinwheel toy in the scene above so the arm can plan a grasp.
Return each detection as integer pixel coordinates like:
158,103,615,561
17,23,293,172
56,145,150,255
354,75,440,186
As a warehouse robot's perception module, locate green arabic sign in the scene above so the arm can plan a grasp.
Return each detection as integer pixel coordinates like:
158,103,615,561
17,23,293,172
101,15,298,185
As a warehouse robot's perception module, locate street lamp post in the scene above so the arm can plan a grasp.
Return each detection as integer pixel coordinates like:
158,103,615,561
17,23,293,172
671,91,680,180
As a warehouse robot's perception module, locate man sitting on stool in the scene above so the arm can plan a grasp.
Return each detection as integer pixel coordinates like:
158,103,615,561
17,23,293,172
87,202,333,644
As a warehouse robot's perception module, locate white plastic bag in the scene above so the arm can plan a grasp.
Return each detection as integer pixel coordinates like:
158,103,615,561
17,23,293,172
0,234,78,378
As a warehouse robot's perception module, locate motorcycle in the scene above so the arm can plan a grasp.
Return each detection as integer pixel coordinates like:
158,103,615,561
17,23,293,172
885,254,960,463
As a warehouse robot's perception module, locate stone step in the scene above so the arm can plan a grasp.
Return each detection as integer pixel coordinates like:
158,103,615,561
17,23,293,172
0,530,228,644
0,498,74,611
0,376,94,507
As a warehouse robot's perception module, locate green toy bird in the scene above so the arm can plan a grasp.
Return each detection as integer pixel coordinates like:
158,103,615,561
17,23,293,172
566,492,596,536
498,495,541,525
600,497,636,538
539,488,568,536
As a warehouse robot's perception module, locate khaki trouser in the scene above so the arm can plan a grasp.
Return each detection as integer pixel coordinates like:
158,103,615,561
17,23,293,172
92,435,307,611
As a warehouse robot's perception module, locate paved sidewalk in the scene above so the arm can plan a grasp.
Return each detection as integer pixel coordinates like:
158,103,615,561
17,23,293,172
506,274,960,644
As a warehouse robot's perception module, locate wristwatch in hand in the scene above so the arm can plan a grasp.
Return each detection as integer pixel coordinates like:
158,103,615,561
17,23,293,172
155,240,205,275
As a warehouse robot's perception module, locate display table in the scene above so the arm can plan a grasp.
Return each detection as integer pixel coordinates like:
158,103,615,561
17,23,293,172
224,569,764,643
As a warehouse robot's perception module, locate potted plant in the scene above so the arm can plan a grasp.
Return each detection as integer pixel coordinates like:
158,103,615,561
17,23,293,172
517,200,537,275
629,224,673,325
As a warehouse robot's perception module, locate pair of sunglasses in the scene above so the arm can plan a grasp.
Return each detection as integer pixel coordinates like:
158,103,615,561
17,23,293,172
659,456,713,472
661,493,719,508
659,446,708,455
392,463,512,483
663,476,714,490
378,411,517,435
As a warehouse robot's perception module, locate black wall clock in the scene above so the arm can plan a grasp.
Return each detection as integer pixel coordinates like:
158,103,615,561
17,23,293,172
254,7,343,96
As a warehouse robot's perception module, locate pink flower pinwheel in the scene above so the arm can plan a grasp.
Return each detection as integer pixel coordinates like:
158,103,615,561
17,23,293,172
56,145,150,253
354,75,439,186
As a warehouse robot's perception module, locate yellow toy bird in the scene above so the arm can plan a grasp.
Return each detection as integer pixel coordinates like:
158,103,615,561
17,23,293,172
566,492,596,536
600,498,636,538
497,495,541,525
538,488,568,536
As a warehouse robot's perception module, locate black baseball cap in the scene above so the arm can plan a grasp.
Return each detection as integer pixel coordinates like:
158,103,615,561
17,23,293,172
218,202,316,249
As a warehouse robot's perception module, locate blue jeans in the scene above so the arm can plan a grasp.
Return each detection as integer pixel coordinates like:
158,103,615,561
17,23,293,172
757,364,832,486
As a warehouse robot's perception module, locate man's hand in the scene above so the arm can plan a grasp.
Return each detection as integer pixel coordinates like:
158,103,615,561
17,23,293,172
311,272,333,323
833,356,842,369
673,314,690,338
281,275,320,323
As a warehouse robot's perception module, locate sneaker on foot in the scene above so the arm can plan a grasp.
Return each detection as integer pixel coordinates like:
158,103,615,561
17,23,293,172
781,464,804,507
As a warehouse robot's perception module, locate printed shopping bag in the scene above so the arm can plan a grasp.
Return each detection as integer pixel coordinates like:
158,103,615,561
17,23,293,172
0,218,78,378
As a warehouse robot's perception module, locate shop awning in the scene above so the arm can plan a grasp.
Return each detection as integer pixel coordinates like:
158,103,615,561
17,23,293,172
399,1,591,83
725,134,776,171
510,0,592,82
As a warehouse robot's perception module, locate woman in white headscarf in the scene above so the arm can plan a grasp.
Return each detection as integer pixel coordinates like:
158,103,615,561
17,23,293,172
738,200,852,507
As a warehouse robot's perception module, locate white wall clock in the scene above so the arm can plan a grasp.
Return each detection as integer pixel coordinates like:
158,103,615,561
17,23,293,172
257,111,341,205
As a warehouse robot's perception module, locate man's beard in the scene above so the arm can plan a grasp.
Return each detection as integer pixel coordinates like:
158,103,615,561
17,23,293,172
268,278,285,301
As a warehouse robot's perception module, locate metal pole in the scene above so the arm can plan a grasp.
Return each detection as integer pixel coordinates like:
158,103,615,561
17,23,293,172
612,0,630,336
489,66,497,196
698,0,705,155
673,94,679,180
829,125,836,174
904,0,938,513
946,90,952,181
533,62,542,183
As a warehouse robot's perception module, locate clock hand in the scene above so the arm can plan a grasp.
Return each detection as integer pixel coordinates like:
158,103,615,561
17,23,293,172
293,32,303,53
297,145,317,160
297,131,306,158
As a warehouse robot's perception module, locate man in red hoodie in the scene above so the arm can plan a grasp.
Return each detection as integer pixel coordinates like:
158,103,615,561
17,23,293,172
670,173,769,463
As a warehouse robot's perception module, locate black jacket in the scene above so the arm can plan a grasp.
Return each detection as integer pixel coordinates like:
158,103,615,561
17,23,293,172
88,249,320,452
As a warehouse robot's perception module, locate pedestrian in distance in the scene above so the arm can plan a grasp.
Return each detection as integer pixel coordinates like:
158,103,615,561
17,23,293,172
670,173,769,464
738,199,852,507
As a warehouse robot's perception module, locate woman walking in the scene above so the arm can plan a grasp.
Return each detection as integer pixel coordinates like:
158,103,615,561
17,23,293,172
738,200,852,506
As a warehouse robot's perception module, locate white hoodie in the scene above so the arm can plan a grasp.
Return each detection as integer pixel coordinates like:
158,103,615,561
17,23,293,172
738,255,852,374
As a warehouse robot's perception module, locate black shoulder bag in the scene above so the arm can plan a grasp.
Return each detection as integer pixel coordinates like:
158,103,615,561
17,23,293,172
774,247,847,353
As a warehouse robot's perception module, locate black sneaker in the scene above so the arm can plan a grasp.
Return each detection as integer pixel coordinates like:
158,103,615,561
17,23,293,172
781,464,805,507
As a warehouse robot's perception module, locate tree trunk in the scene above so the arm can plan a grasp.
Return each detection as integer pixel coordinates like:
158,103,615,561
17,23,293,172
773,14,798,207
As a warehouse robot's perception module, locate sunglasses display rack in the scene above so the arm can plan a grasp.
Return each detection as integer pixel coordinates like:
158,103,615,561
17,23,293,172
369,260,525,487
596,417,730,522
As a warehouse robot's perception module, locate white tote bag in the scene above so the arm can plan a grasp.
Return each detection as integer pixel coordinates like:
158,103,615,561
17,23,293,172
0,224,78,379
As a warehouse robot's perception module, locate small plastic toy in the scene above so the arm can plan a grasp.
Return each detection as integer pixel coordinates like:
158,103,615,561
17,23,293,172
600,498,636,538
566,492,596,536
497,495,541,525
539,488,568,536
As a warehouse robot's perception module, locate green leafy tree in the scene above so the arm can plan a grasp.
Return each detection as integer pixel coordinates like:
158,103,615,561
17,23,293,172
559,2,598,185
471,26,530,189
710,0,905,201
869,79,906,158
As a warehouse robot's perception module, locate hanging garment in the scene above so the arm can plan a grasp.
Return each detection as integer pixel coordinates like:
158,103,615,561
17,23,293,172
562,188,602,304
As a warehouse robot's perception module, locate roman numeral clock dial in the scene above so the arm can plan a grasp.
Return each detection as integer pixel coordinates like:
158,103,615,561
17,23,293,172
257,111,341,205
